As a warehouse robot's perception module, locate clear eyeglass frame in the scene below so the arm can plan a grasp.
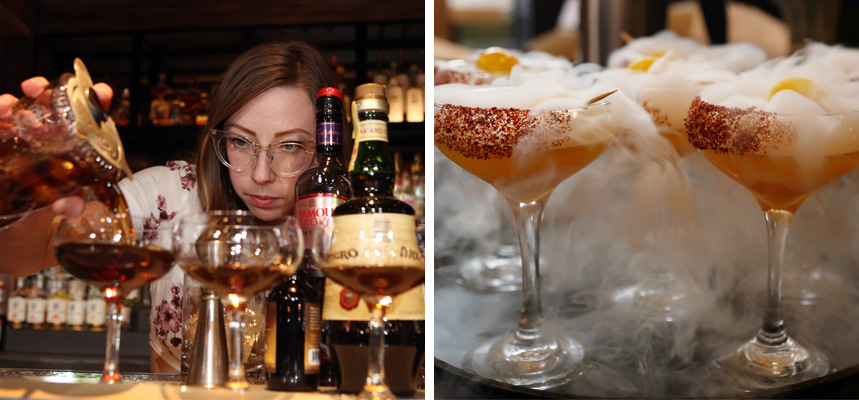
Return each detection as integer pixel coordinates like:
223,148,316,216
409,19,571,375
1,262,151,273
210,129,315,177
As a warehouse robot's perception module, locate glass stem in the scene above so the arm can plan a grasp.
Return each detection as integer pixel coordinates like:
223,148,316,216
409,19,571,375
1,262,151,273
758,209,793,346
102,290,124,383
225,301,248,389
510,199,546,343
365,299,389,391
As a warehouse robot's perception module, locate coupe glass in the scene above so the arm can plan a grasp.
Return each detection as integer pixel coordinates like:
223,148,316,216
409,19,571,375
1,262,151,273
311,214,425,400
53,213,175,383
686,97,859,388
174,210,302,389
434,99,617,388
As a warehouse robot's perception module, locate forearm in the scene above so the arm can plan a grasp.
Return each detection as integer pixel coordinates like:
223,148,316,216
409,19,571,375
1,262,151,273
0,208,58,277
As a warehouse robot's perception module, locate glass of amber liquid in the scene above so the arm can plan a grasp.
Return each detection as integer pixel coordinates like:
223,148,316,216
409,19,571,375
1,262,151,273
53,214,176,383
434,99,617,388
174,210,302,389
686,97,859,388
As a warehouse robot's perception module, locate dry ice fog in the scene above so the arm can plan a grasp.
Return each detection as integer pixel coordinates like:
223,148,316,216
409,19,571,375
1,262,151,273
434,34,859,398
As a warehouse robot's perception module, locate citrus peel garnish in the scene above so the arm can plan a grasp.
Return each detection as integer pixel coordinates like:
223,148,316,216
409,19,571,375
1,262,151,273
769,77,823,102
476,47,519,73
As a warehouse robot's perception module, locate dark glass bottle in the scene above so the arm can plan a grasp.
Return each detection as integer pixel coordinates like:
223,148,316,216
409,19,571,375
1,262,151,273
323,83,424,395
265,87,351,392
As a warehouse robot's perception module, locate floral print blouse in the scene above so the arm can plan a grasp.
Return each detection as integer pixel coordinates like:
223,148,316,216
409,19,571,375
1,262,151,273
118,160,199,372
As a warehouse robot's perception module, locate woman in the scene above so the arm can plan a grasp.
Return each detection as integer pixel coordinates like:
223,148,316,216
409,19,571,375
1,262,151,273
0,40,337,373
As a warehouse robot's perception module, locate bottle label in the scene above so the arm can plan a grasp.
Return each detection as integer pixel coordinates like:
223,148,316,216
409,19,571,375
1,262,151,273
316,121,343,146
322,279,424,321
67,300,86,326
304,302,322,373
47,298,67,325
86,298,106,326
26,298,46,324
295,194,348,252
354,120,388,144
328,214,422,269
7,297,26,324
264,301,277,373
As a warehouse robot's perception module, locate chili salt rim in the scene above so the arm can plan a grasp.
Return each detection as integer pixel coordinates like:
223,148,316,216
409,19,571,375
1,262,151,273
434,100,611,160
684,97,795,156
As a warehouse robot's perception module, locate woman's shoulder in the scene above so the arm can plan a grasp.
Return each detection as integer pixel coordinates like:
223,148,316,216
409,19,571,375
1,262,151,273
118,161,201,220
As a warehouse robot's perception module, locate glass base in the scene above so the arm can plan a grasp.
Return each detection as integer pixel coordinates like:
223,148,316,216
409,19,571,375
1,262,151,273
456,247,522,292
358,384,397,400
465,331,584,389
716,336,830,390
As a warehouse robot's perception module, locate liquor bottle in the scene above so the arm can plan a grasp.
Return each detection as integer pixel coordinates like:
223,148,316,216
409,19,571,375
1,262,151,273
386,69,404,124
85,285,106,329
323,83,424,395
25,274,47,329
7,277,26,329
405,64,424,123
411,153,425,222
393,153,416,209
266,87,351,391
66,279,87,330
46,274,69,329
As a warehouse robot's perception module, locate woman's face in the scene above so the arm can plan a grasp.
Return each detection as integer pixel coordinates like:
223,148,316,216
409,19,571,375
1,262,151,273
225,86,315,223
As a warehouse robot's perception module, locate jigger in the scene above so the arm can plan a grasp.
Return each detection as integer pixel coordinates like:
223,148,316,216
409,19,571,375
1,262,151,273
185,288,229,388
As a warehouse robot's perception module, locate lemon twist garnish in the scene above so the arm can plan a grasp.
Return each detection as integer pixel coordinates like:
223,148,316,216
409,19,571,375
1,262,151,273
628,55,660,72
476,47,519,73
769,77,823,102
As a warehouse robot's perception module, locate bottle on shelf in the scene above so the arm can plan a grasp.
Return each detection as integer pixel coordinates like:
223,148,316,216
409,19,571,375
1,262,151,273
393,152,416,209
46,273,69,329
85,284,106,330
266,87,352,392
405,64,424,123
322,83,424,396
25,274,47,329
66,279,87,330
411,153,425,222
111,88,132,127
7,277,26,330
149,73,173,126
386,64,405,124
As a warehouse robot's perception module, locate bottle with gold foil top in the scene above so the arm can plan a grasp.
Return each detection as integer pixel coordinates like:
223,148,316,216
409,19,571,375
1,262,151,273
321,82,424,396
46,274,69,328
7,277,27,329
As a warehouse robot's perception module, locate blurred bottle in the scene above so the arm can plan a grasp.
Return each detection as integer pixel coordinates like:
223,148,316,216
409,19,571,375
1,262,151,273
393,153,416,209
405,64,424,123
193,92,210,126
25,274,46,329
371,50,388,84
386,66,405,124
85,285,106,329
412,153,425,222
66,279,87,330
179,79,203,126
122,288,140,328
112,88,132,127
7,277,26,329
149,73,173,126
46,274,68,329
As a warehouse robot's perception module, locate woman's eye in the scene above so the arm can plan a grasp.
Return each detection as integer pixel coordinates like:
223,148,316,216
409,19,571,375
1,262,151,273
227,137,251,148
275,142,300,152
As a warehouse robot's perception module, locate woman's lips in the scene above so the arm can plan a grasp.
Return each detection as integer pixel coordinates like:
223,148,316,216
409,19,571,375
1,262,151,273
250,195,277,208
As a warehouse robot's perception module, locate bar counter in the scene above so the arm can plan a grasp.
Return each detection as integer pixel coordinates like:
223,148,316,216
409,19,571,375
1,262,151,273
0,369,425,399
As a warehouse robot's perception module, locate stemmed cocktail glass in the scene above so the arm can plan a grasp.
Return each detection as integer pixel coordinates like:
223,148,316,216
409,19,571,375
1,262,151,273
54,214,176,383
311,214,425,400
686,97,859,388
174,210,302,389
434,91,617,388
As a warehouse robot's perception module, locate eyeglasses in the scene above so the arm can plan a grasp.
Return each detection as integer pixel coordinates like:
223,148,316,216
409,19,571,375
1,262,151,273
211,129,315,177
